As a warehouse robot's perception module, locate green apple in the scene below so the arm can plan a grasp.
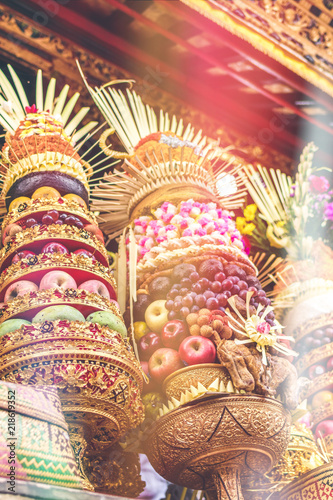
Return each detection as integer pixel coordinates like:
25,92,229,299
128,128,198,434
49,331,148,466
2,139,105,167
0,319,31,337
86,311,127,338
32,305,85,323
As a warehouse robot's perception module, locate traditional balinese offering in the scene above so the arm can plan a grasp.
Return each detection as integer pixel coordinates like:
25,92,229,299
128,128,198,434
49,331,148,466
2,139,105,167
0,65,144,492
240,144,333,492
81,69,300,499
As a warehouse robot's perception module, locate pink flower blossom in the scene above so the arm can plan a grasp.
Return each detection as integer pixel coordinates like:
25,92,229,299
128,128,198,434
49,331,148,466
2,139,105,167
194,227,206,236
182,228,193,237
309,175,330,193
256,322,271,335
325,202,333,221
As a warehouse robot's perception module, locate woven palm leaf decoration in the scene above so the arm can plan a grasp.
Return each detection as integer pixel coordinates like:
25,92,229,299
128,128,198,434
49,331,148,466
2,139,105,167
78,62,247,240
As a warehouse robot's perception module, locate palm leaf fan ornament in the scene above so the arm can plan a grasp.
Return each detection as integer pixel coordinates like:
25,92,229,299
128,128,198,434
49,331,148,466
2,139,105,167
77,62,247,239
241,164,293,250
0,65,98,143
0,65,123,202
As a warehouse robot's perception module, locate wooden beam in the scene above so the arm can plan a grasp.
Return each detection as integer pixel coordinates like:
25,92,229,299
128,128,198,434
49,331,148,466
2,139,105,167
160,0,333,113
97,0,333,137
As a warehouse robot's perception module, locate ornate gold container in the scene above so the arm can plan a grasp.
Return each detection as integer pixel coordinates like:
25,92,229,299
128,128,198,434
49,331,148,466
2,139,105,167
145,394,291,500
279,462,333,499
162,364,230,400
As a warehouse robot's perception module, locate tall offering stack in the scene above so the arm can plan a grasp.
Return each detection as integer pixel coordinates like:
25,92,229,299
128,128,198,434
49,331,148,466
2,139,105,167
240,144,333,498
0,66,144,491
82,72,300,500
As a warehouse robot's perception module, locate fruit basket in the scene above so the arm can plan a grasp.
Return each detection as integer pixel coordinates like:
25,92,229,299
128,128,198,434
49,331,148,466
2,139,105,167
80,73,300,498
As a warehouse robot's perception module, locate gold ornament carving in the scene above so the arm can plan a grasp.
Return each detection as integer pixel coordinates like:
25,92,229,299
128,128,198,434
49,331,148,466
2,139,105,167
2,197,97,231
279,462,333,499
0,320,144,443
181,0,333,98
145,394,291,495
296,341,333,374
84,443,145,497
0,288,122,323
311,400,333,426
0,251,115,293
163,364,230,400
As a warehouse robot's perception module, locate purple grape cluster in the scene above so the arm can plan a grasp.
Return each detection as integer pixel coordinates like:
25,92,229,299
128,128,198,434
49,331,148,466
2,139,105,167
164,259,274,323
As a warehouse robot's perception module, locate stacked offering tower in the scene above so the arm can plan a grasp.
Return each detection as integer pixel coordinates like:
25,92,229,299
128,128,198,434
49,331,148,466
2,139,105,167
0,66,144,491
82,73,300,500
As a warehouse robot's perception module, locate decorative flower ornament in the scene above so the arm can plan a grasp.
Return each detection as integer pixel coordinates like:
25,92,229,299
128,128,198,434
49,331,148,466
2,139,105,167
225,291,297,364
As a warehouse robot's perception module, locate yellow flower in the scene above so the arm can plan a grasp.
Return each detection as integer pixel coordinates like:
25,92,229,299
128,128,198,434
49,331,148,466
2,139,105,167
244,204,257,222
242,223,256,235
236,217,246,232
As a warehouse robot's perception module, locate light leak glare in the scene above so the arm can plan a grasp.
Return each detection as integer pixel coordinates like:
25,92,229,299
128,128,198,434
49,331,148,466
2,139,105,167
216,173,237,196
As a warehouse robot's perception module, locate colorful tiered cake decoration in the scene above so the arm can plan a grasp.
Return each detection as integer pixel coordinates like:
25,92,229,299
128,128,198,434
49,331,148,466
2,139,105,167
0,65,144,492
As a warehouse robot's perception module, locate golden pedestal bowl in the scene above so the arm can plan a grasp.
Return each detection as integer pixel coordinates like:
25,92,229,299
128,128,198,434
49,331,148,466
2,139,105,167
145,393,291,500
162,364,230,400
279,462,333,499
0,320,144,491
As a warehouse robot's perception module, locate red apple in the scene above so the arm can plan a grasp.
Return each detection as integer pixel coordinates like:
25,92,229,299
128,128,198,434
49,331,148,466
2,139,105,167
327,357,333,371
315,419,333,439
40,270,77,291
11,250,36,264
78,279,110,299
179,336,216,365
4,280,38,303
148,348,184,384
162,320,188,349
138,332,163,361
73,249,97,263
42,242,69,255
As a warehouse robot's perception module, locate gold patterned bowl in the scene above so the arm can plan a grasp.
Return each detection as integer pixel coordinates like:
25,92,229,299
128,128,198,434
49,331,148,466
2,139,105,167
162,364,230,400
0,320,144,446
0,288,122,323
1,197,97,231
145,394,291,499
0,252,116,301
0,223,108,270
279,462,333,499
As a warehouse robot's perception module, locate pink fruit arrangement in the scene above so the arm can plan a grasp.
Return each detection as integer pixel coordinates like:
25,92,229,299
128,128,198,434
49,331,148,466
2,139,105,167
4,280,38,303
39,270,77,291
78,280,110,299
161,320,188,349
11,250,36,264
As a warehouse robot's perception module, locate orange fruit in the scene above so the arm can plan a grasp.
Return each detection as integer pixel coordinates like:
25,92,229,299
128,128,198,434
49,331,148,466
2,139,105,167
8,197,31,212
31,186,61,200
63,193,87,210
